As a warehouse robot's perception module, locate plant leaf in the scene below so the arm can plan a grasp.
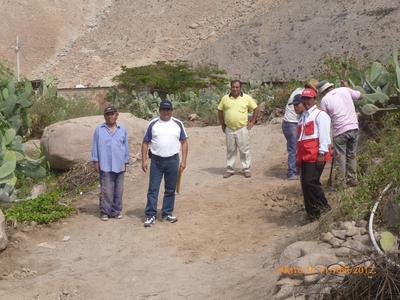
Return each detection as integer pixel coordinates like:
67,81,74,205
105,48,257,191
380,231,397,253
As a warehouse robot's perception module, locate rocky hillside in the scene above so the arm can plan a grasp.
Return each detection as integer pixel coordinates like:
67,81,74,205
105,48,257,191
0,0,399,87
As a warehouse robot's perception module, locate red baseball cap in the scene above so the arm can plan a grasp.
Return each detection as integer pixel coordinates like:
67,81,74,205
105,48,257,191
301,88,317,98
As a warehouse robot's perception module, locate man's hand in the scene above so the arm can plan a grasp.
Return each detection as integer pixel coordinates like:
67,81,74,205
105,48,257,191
341,80,349,87
180,161,186,171
247,121,255,130
316,154,325,172
94,162,100,173
142,159,148,172
221,124,226,133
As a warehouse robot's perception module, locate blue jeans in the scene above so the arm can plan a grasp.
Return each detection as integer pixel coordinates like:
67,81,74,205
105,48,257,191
145,154,179,218
282,121,298,177
99,171,124,217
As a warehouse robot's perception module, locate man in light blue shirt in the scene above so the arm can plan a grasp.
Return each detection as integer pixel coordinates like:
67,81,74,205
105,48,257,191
91,106,129,221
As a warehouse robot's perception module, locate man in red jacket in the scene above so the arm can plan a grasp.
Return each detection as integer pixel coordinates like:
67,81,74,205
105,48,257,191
297,88,332,221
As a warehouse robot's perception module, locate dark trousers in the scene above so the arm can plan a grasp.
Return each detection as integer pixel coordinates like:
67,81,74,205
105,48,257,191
300,162,330,218
145,154,179,218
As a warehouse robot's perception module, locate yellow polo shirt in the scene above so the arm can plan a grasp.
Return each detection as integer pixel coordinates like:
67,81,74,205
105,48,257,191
218,93,258,130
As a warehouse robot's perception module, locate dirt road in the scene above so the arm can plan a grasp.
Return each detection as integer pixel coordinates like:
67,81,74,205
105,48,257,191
0,124,308,299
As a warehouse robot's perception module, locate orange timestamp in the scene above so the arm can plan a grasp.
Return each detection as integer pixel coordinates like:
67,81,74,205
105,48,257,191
277,264,376,276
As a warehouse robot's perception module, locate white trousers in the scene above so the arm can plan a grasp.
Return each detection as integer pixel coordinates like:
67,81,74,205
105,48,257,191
225,126,251,172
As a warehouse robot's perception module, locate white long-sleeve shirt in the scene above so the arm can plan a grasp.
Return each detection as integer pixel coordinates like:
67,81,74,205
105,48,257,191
299,105,331,153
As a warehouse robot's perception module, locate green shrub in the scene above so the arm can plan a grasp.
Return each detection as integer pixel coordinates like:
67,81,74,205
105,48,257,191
340,112,400,219
4,191,74,224
30,94,101,138
113,61,228,96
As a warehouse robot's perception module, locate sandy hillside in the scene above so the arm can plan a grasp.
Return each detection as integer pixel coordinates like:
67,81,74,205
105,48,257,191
0,123,321,299
1,0,399,87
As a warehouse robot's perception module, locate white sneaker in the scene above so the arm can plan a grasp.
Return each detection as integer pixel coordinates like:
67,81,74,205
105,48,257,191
144,216,156,227
100,214,109,221
162,214,178,223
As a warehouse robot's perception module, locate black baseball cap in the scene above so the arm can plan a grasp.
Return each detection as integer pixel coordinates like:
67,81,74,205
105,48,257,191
104,106,117,114
159,100,173,110
289,94,303,105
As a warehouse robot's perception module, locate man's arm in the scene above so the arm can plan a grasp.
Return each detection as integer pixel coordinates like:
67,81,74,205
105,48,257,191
91,128,100,173
248,106,260,130
180,139,188,170
218,110,226,133
317,112,331,154
141,141,149,172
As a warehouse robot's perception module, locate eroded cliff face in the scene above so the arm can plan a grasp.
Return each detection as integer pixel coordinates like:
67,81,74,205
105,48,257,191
1,0,399,86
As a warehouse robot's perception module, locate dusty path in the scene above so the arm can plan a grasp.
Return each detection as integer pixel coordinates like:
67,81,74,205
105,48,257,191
0,124,309,300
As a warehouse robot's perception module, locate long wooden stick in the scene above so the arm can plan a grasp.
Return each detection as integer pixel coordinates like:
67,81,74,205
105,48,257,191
176,164,183,194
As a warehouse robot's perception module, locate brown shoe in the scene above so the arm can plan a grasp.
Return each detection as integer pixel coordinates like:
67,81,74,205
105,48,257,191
223,171,234,178
244,171,251,178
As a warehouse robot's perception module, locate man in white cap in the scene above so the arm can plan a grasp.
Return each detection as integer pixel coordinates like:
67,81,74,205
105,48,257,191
318,80,363,187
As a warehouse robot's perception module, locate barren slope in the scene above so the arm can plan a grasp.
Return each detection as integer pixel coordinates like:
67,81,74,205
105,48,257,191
1,0,399,86
188,0,400,81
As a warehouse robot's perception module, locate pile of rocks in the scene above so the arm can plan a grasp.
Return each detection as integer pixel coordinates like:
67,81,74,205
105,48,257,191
273,220,372,299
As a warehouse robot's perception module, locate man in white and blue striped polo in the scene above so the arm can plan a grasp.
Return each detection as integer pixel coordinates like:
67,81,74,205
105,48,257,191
141,100,188,227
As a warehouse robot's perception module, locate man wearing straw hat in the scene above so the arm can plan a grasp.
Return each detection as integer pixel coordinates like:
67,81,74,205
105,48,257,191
318,80,362,187
141,100,188,228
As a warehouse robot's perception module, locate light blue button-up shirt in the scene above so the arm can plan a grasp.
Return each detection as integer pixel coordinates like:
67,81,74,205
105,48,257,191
91,123,129,173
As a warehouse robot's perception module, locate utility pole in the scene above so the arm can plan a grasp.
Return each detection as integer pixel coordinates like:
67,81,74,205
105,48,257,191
15,36,21,81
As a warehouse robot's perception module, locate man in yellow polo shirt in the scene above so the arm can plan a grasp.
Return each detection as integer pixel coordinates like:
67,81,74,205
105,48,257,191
218,80,260,178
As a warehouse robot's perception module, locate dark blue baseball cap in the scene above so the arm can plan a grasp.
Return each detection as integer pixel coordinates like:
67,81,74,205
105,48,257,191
289,94,303,105
159,100,173,110
104,105,117,114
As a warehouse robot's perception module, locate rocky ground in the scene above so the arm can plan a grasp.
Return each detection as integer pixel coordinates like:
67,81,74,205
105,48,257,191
0,122,328,300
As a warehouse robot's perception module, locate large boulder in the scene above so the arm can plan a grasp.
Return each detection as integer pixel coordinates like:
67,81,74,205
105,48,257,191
0,209,7,251
41,113,148,170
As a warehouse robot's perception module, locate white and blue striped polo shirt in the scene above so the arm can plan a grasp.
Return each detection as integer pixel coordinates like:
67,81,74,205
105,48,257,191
143,117,188,157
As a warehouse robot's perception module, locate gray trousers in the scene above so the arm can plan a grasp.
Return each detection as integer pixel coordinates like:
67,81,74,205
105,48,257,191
99,171,124,217
333,129,358,182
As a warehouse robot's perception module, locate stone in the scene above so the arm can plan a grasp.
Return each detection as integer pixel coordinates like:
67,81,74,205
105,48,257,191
340,221,356,231
342,240,366,254
188,113,199,121
273,285,296,300
291,253,338,275
331,229,347,240
275,278,303,286
188,22,199,29
37,242,56,249
29,183,47,199
0,209,8,251
304,273,321,284
23,139,41,159
270,117,283,124
352,233,371,246
328,236,345,248
41,113,147,170
345,227,360,237
335,247,351,257
356,220,368,228
279,241,336,266
320,232,334,243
